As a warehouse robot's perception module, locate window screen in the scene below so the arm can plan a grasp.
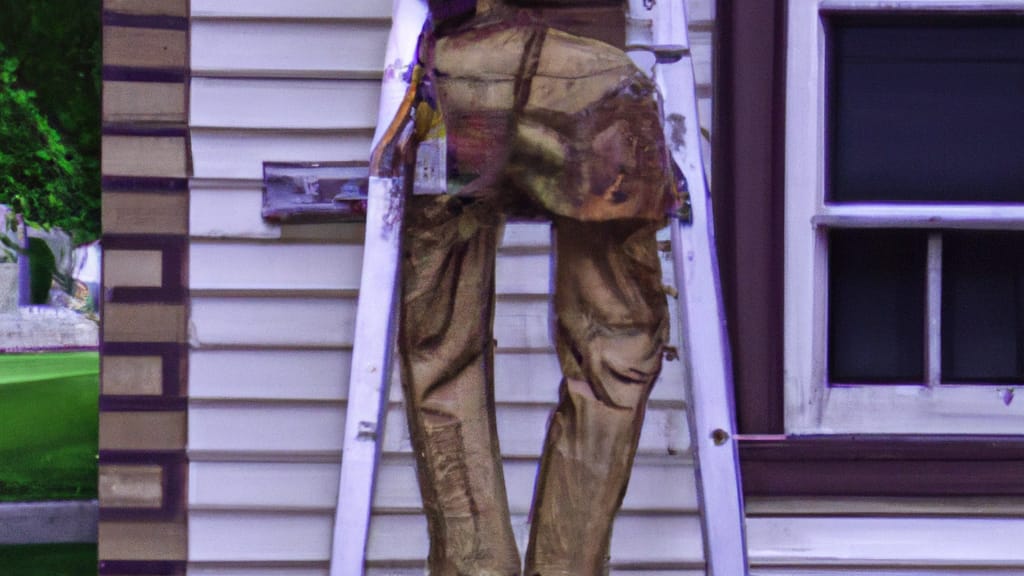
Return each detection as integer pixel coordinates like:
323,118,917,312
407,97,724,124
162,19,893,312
828,16,1024,203
828,229,927,383
942,231,1024,383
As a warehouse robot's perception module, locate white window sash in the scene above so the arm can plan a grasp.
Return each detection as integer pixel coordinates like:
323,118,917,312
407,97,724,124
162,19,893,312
783,0,1024,435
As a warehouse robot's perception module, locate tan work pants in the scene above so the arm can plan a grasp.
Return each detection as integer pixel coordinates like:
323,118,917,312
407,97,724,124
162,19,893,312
399,194,669,576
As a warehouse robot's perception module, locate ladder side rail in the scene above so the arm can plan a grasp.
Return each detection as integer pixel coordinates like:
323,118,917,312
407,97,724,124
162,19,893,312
330,2,428,574
643,0,751,573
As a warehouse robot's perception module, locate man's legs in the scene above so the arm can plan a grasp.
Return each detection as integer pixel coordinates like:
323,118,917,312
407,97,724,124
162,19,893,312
398,195,520,576
525,218,669,576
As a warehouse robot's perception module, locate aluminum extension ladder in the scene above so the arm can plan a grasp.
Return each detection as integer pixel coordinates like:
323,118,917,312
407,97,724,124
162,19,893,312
329,1,749,573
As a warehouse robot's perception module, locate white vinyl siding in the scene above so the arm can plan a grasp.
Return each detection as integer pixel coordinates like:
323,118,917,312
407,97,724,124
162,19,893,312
747,512,1024,573
186,1,712,574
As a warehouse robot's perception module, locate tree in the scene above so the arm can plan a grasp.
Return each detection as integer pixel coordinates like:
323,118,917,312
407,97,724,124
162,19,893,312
0,45,95,244
0,1,100,243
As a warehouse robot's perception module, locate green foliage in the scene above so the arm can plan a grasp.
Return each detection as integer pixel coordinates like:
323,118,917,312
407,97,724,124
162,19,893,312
0,46,96,244
0,1,100,244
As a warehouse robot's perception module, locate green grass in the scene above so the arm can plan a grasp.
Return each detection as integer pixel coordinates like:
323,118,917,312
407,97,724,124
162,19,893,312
0,543,96,575
0,352,98,502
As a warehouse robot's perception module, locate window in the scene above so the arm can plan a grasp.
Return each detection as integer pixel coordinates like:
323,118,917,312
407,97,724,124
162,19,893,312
785,2,1024,434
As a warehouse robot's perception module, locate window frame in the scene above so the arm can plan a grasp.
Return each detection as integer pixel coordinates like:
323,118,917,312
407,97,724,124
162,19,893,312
714,0,1024,497
784,0,1024,435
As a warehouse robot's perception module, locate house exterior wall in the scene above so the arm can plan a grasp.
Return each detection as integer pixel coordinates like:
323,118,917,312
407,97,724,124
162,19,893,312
184,0,712,574
99,0,191,574
98,0,1024,573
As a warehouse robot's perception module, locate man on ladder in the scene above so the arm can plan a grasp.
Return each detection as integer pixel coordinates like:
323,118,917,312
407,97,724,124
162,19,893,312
334,0,748,574
395,1,679,574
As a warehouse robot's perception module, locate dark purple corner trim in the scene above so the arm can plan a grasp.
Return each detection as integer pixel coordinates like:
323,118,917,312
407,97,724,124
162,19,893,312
103,125,189,138
103,66,186,83
99,396,188,412
99,453,185,522
102,176,188,192
99,560,186,575
103,235,186,304
101,342,185,397
107,286,185,303
103,11,189,31
740,436,1024,496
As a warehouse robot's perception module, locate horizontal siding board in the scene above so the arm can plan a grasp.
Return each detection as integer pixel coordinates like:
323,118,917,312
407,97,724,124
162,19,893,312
687,0,715,24
188,403,345,453
189,461,339,510
190,187,282,239
690,29,713,89
191,295,680,352
190,240,548,294
747,516,1024,567
188,568,704,576
186,349,684,404
189,510,701,565
189,568,327,576
188,402,688,457
190,243,364,290
187,189,548,247
496,252,553,295
189,186,368,242
190,21,388,76
751,571,1024,576
189,458,696,514
190,78,380,130
362,565,704,569
366,513,704,565
494,351,686,403
190,0,391,19
189,511,332,562
189,350,350,401
502,221,553,250
374,457,698,514
190,129,373,179
190,297,356,348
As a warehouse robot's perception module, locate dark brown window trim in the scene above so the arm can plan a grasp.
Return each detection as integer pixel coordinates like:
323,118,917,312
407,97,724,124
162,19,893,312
714,0,1024,497
740,436,1024,497
713,0,787,435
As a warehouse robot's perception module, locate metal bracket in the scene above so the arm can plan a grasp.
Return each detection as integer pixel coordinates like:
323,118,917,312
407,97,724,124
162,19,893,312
625,43,690,64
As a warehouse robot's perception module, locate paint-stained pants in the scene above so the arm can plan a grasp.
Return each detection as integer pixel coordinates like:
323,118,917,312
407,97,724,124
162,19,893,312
399,194,669,576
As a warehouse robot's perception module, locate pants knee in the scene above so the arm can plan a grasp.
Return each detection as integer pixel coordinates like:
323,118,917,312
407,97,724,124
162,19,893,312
584,327,665,410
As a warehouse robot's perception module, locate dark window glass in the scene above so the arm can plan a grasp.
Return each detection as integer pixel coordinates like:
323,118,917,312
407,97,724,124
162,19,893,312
829,17,1024,203
829,229,927,382
942,231,1024,383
